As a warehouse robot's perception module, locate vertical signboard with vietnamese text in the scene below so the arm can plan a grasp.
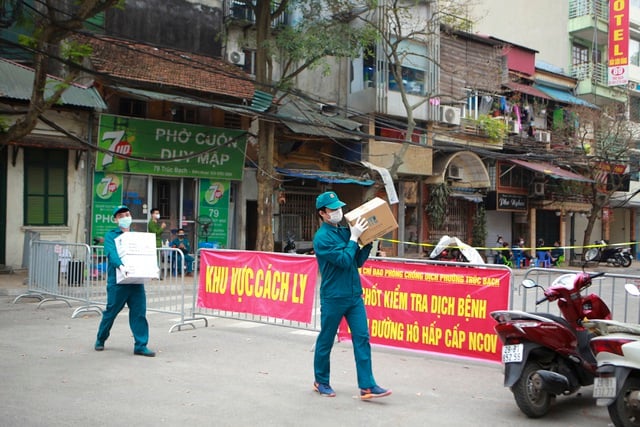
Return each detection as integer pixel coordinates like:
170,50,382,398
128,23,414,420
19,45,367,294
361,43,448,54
608,0,629,86
92,171,123,243
198,179,230,247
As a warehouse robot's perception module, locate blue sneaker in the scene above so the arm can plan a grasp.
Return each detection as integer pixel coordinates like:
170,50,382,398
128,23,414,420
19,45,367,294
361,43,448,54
133,347,156,357
313,382,336,397
360,385,392,400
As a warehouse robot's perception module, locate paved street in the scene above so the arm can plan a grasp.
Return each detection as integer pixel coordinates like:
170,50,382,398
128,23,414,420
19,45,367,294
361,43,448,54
0,276,615,427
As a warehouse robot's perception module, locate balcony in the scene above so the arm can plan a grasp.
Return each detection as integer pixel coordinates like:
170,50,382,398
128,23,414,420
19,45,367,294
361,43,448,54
225,1,288,27
568,0,608,41
573,63,629,104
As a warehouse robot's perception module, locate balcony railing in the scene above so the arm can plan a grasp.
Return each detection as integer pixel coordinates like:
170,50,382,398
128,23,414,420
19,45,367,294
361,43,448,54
571,62,608,85
569,0,608,20
227,1,288,27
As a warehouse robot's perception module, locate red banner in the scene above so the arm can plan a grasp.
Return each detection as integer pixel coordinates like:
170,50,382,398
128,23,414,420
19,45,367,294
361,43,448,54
198,250,318,323
338,260,510,363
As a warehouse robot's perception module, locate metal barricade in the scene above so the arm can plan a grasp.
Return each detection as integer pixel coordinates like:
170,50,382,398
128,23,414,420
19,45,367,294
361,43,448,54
514,267,640,323
13,240,91,309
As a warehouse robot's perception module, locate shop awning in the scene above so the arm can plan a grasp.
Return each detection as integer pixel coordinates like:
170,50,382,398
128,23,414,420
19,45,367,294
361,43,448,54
503,82,552,100
533,84,598,108
276,168,375,186
276,97,362,140
510,159,593,183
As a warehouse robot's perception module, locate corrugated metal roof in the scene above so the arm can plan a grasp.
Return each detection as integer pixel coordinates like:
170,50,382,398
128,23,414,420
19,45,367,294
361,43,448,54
0,58,106,109
533,84,597,108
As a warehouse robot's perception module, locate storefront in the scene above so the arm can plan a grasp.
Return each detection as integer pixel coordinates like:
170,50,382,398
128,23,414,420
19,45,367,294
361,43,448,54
91,114,247,248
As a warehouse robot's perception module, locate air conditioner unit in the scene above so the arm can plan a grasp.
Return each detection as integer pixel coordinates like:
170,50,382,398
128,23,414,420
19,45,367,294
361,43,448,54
535,131,551,143
440,106,461,125
508,120,520,134
228,51,245,66
532,182,545,197
447,164,463,180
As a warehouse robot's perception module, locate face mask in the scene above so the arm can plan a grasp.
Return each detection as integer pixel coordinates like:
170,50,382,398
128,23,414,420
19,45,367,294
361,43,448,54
153,214,160,219
328,208,343,224
118,216,132,229
177,235,185,239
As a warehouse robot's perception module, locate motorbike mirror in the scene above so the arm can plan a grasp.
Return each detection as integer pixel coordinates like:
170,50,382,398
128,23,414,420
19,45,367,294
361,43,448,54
625,283,640,297
521,279,537,289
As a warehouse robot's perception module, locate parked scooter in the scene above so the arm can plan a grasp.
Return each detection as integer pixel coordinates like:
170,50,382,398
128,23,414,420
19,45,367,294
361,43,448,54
588,283,640,427
491,271,610,418
585,240,632,268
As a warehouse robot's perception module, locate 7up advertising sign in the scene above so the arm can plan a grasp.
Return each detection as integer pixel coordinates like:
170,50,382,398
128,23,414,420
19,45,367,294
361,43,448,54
92,171,123,243
198,179,230,247
96,114,247,180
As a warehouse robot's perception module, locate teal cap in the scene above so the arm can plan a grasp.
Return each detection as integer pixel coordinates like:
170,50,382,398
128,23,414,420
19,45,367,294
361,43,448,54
316,191,346,210
112,205,129,218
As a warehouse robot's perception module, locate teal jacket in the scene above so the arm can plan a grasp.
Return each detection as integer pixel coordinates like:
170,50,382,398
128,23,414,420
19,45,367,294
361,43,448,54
104,228,127,286
313,221,372,299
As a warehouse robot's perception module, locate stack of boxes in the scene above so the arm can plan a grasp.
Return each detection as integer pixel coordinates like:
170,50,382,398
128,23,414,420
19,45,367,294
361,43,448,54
114,232,160,284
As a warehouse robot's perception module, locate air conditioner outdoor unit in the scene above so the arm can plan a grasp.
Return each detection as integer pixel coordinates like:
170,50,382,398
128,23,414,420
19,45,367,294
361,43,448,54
228,51,245,66
532,182,545,197
447,164,463,180
508,120,520,134
440,106,461,125
535,131,551,143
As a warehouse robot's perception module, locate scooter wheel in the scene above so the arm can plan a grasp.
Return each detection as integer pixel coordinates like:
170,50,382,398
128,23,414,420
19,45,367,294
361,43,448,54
608,376,640,427
620,256,633,268
511,361,552,418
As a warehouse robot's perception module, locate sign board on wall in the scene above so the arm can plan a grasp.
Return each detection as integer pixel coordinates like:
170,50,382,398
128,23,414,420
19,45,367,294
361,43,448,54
197,179,230,247
608,0,629,86
96,114,247,180
91,171,123,243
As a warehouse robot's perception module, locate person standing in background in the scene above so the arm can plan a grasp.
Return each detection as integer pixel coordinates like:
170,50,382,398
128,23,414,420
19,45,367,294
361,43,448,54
312,191,391,400
148,207,166,248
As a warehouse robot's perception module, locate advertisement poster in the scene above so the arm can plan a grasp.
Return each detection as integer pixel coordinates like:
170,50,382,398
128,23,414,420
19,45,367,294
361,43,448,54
338,260,510,363
198,250,318,323
197,179,230,247
96,114,247,180
91,171,123,243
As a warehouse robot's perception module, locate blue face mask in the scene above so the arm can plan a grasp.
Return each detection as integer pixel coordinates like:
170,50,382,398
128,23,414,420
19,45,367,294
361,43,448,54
118,216,132,229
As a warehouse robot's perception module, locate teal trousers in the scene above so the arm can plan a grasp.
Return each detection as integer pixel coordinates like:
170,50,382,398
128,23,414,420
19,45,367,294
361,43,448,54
96,283,149,352
314,295,376,389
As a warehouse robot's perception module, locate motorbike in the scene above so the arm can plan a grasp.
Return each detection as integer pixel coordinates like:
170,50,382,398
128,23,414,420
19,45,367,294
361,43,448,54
588,283,640,427
491,271,610,418
585,240,632,268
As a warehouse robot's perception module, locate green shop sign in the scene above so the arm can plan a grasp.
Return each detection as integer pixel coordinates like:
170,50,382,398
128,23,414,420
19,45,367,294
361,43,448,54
96,114,247,180
198,179,230,247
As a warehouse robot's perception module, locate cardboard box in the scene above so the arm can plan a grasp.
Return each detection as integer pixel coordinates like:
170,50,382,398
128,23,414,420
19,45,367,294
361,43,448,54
116,253,160,284
115,232,157,257
344,197,398,246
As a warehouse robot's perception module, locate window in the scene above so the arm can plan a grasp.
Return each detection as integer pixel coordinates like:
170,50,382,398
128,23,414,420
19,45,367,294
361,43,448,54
119,98,146,117
631,39,640,67
498,162,527,189
389,66,425,95
24,148,67,225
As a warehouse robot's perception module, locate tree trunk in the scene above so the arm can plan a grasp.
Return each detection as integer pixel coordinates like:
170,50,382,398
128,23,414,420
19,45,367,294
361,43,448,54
256,120,275,251
254,1,275,251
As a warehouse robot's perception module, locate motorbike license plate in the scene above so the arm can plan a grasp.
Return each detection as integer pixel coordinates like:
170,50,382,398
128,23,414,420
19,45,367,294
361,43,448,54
593,377,616,398
502,344,523,363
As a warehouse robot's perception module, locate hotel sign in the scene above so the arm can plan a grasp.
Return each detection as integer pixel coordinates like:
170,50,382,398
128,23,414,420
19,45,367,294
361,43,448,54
608,0,629,86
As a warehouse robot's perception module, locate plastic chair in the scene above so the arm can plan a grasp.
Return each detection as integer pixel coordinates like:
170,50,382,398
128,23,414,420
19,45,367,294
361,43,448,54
535,251,551,268
512,248,527,269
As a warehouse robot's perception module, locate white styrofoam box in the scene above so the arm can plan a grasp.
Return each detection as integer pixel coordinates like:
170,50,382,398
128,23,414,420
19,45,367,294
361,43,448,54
115,232,157,257
116,253,160,284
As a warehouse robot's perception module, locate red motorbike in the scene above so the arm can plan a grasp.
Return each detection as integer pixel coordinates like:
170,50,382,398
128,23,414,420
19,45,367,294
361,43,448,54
491,272,610,418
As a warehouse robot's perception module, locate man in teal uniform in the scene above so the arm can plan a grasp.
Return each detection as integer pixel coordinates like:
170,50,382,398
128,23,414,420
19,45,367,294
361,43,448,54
95,205,156,357
312,191,391,399
170,228,194,276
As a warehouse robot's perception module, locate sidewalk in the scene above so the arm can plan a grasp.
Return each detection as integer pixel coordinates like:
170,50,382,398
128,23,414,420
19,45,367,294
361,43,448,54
0,268,28,297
